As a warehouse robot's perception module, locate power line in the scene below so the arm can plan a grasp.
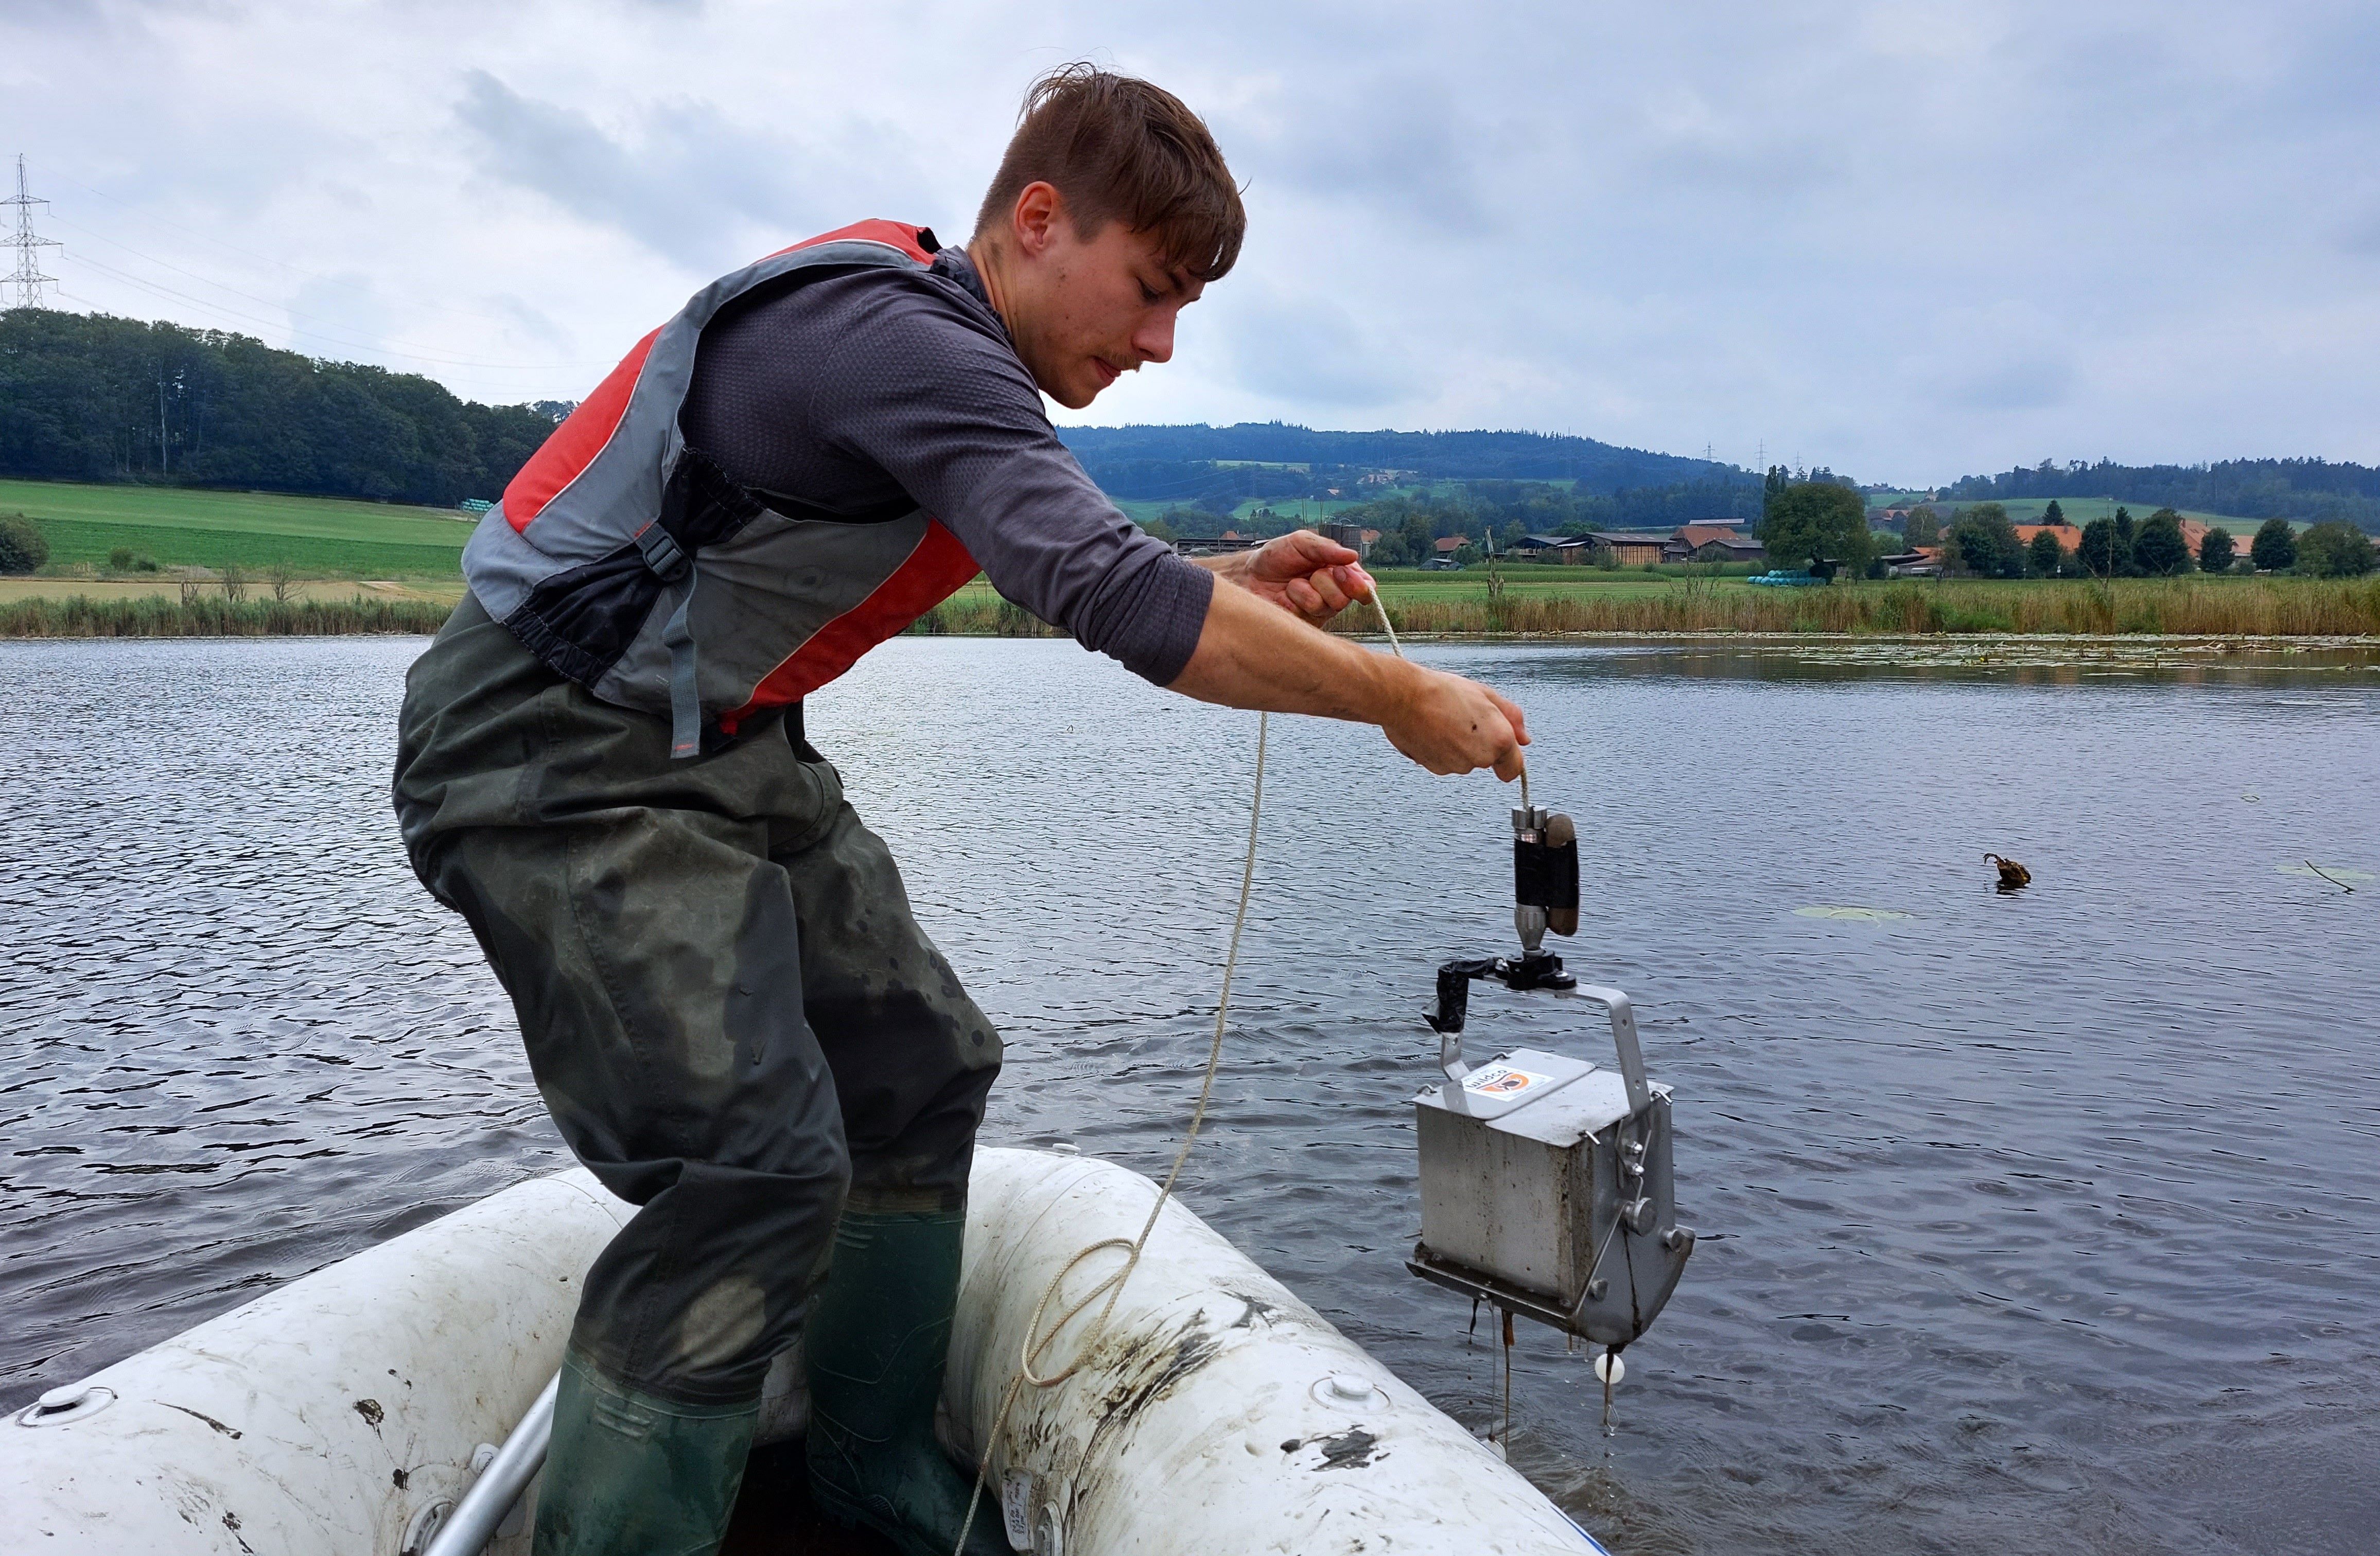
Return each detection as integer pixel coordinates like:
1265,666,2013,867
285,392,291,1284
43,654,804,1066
33,163,614,392
4,155,63,308
64,242,592,372
56,170,545,334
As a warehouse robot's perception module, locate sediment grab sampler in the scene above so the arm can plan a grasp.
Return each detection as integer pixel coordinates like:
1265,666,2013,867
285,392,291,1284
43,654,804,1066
1407,801,1696,1376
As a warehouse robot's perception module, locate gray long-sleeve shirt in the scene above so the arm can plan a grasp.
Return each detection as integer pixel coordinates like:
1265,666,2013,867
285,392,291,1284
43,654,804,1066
678,243,1215,685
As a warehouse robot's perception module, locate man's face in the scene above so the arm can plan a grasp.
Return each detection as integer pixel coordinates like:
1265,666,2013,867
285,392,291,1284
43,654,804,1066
994,185,1205,410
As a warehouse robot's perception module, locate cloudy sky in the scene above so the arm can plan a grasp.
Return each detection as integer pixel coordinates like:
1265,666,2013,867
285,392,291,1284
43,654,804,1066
5,1,2374,485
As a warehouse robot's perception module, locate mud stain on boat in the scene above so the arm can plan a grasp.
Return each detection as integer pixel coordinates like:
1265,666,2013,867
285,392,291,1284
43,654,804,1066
1088,1306,1225,1442
353,1398,384,1429
1223,1286,1282,1331
1278,1427,1382,1471
1054,1296,1254,1533
1312,1428,1379,1470
161,1401,243,1439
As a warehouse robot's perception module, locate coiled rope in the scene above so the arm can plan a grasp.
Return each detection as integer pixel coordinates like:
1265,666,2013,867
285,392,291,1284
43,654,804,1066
953,584,1516,1553
951,706,1266,1553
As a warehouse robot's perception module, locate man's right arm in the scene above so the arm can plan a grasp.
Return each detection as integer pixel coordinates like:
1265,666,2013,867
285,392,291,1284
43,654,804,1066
1168,575,1529,779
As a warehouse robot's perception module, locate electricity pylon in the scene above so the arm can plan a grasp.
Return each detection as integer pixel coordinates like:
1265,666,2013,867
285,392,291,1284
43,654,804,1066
4,155,62,308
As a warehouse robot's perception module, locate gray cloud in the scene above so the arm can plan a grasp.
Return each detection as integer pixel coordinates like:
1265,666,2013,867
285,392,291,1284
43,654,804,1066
6,0,2376,480
1223,287,1414,410
453,71,809,269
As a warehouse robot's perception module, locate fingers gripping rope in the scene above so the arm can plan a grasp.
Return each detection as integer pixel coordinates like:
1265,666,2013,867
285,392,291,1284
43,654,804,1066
1367,585,1526,808
953,712,1268,1553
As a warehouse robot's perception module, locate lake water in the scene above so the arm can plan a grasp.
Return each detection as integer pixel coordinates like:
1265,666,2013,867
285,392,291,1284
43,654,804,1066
4,634,2377,1555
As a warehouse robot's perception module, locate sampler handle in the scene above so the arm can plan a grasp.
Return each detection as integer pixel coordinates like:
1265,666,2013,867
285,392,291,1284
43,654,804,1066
1570,984,1651,1116
1430,967,1652,1115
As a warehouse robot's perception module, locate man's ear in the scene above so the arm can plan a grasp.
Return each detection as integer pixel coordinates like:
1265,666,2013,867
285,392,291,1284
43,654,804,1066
1012,181,1062,259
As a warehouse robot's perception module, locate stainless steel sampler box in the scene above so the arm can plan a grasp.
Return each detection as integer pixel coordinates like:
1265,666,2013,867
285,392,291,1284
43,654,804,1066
1410,983,1693,1348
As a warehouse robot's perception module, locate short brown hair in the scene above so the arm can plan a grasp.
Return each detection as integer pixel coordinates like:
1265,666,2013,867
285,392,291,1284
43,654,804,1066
975,64,1245,282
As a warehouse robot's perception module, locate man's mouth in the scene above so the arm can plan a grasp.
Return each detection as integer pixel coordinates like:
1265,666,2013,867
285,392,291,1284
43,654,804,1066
1091,357,1122,387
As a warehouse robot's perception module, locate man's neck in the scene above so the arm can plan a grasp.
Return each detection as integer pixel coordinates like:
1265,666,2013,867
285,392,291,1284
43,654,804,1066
962,235,1014,329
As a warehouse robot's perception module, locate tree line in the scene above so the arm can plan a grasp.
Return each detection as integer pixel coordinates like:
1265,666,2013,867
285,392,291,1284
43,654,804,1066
1745,478,2379,580
0,309,561,507
1142,476,1766,564
1947,457,2380,533
1911,499,2374,580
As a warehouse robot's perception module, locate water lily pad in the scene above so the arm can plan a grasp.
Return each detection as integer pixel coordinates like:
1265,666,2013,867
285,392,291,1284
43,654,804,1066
2276,863,2374,884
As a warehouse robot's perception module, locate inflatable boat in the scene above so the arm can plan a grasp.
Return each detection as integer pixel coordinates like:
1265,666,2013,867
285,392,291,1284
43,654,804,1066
4,1147,1611,1555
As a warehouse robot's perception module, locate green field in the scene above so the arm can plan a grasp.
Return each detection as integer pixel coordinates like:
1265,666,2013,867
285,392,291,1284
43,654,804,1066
1876,492,2277,531
1359,565,1744,602
0,478,472,577
1108,493,1383,527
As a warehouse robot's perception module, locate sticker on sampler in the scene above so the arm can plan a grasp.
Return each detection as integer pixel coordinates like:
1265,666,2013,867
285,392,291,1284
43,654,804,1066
1462,1063,1552,1098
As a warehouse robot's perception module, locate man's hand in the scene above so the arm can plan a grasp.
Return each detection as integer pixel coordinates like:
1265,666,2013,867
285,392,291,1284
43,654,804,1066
1381,666,1530,780
1168,572,1530,783
1199,530,1373,627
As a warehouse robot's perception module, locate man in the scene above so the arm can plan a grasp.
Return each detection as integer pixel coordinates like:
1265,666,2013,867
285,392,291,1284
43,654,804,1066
394,65,1526,1556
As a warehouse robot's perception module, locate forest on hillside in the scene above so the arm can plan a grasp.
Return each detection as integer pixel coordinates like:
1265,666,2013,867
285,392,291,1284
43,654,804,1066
1948,457,2380,532
1056,422,1749,504
0,310,558,507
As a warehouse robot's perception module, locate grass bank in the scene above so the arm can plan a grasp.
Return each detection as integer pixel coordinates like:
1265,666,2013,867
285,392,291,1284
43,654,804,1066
0,593,453,638
0,477,470,578
1327,576,2380,638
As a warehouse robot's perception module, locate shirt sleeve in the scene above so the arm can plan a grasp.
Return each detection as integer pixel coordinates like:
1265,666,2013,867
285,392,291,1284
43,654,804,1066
800,270,1215,686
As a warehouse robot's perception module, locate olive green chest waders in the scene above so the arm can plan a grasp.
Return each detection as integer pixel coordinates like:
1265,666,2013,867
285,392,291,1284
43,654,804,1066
395,595,1008,1556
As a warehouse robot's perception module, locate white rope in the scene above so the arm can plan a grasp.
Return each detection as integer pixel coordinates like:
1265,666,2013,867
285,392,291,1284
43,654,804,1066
953,710,1267,1553
952,580,1522,1553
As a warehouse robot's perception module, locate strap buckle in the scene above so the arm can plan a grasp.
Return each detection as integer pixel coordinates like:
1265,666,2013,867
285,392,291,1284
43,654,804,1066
633,522,691,583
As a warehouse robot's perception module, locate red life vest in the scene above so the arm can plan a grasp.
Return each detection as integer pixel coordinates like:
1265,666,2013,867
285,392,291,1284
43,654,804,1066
460,220,982,756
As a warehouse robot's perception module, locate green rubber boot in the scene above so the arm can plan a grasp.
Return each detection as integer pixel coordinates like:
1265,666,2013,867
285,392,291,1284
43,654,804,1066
804,1206,1010,1556
532,1352,760,1556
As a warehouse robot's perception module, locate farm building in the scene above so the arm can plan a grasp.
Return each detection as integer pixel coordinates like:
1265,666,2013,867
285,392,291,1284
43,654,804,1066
1320,521,1376,558
1588,532,1672,566
1673,523,1742,553
2013,523,2083,554
1512,534,1596,563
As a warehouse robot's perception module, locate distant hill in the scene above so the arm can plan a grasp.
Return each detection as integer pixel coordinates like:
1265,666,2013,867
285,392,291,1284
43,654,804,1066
1947,458,2380,533
1055,423,1747,503
0,309,557,508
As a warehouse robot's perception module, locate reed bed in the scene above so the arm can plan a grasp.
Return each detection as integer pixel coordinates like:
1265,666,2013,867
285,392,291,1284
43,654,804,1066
903,594,1065,638
7,577,2371,642
0,593,454,638
1329,577,2380,639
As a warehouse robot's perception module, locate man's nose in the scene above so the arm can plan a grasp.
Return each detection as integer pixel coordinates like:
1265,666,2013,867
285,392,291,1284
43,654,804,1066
1132,309,1177,366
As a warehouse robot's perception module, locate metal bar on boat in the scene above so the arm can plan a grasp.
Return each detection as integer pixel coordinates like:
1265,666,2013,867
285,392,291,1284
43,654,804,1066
422,1372,558,1556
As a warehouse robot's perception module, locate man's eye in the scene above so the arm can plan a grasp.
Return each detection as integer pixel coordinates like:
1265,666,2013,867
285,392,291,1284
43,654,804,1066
1139,283,1160,304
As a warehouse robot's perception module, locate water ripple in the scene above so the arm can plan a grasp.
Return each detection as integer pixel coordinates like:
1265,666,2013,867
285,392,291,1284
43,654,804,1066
4,635,2377,1554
